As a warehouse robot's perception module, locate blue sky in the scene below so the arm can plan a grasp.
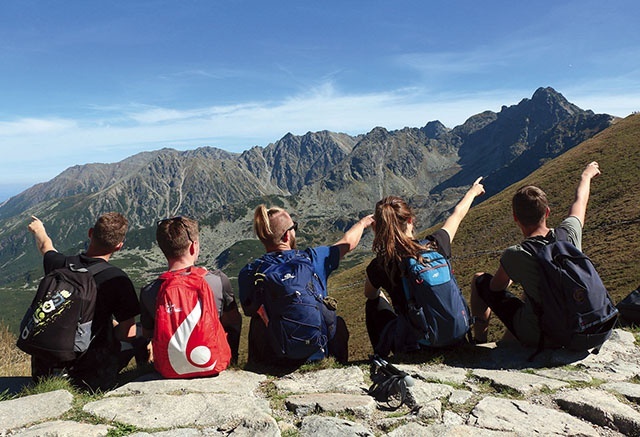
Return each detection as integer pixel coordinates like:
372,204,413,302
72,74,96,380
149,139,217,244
1,0,639,202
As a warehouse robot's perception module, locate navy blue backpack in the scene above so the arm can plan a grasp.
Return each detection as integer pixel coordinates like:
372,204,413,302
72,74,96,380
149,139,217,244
521,228,618,355
401,248,471,348
249,251,333,360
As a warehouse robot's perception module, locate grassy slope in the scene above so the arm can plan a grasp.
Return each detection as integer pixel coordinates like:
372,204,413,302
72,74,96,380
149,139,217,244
331,113,640,362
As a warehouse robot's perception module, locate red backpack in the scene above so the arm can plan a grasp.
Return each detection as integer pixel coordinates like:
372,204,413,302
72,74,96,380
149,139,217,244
153,267,231,378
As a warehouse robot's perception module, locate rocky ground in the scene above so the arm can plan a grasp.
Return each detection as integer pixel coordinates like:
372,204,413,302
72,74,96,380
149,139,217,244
2,329,640,436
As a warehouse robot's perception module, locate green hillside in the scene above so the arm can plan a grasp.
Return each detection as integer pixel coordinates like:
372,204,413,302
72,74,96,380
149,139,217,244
331,113,640,362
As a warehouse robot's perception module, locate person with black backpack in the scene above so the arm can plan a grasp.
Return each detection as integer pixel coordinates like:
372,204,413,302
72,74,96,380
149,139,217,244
24,213,140,391
364,178,485,357
470,161,618,355
238,205,374,367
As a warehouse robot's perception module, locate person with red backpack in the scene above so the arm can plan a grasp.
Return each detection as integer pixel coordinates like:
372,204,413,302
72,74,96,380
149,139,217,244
238,205,374,367
140,216,241,378
25,213,139,391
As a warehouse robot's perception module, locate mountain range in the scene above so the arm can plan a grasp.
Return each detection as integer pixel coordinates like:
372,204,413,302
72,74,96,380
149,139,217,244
0,87,616,332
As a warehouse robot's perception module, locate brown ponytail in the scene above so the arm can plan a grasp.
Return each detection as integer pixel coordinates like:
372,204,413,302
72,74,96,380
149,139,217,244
372,196,432,279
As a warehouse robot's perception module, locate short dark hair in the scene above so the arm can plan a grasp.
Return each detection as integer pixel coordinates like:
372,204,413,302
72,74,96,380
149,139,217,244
512,185,549,227
92,212,128,251
156,217,198,258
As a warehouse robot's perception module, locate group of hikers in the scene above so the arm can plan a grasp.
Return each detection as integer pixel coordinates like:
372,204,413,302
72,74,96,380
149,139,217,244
19,161,618,392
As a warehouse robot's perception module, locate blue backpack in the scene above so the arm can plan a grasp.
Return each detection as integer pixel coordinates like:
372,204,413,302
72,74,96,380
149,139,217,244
246,251,333,360
401,248,471,348
521,228,618,354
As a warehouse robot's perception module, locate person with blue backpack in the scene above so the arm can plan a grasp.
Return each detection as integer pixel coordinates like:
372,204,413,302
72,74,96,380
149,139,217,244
364,178,485,357
470,161,618,356
239,205,374,367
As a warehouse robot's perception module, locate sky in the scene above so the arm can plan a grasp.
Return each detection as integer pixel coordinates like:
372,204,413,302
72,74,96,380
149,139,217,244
1,0,639,202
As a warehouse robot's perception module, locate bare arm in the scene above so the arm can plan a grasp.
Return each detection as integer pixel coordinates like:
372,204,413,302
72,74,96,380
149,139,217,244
440,177,485,242
568,161,601,226
333,214,375,259
27,216,56,255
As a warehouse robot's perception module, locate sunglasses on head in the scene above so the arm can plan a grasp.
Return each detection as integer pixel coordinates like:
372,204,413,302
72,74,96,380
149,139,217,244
157,216,193,243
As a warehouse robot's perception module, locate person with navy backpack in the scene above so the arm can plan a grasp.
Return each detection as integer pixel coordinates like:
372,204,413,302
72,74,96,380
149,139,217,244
364,178,485,357
239,205,374,367
470,161,617,355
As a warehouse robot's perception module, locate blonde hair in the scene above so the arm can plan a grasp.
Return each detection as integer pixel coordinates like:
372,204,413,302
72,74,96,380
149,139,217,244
253,205,291,248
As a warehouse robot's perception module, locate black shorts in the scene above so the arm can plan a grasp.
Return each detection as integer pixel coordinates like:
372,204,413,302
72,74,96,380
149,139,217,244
474,273,524,340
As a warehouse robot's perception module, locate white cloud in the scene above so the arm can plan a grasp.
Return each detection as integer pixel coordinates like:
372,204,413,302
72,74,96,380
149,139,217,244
0,118,77,136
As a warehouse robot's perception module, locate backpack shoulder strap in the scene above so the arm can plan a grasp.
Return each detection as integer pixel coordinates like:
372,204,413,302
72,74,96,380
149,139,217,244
85,261,113,276
553,227,569,242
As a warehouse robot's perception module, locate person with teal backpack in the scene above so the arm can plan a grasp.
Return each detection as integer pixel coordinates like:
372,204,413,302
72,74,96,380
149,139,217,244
364,178,485,357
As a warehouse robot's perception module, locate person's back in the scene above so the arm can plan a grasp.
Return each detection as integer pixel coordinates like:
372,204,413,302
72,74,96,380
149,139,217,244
238,205,373,367
470,161,610,350
26,213,139,391
140,216,241,377
364,178,485,357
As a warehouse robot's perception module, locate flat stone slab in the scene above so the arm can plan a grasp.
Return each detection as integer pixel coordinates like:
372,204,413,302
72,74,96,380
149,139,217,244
602,381,640,403
84,392,275,431
534,368,593,383
410,381,454,405
0,389,73,432
273,367,365,394
399,364,468,386
11,420,112,437
470,395,599,436
107,369,266,397
285,393,376,418
129,431,205,437
472,368,569,395
388,422,515,436
299,415,374,437
555,388,640,435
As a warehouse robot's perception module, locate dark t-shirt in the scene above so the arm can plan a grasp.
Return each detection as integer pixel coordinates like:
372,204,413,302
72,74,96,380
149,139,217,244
365,229,451,313
43,251,140,352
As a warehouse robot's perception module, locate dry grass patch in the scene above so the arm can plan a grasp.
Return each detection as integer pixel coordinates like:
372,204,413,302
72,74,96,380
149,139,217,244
0,322,30,377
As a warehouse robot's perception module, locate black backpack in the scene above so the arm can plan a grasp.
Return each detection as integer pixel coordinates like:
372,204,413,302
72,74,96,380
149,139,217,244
521,228,618,356
17,260,111,362
616,286,640,325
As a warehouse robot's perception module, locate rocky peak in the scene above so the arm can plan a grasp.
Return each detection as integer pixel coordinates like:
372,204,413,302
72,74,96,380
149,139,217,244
421,120,449,138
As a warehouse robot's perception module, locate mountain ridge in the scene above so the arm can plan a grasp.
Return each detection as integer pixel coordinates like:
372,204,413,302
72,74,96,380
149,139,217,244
0,87,617,331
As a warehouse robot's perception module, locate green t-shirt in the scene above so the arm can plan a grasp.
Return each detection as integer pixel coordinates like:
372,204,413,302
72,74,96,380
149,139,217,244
500,216,583,346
